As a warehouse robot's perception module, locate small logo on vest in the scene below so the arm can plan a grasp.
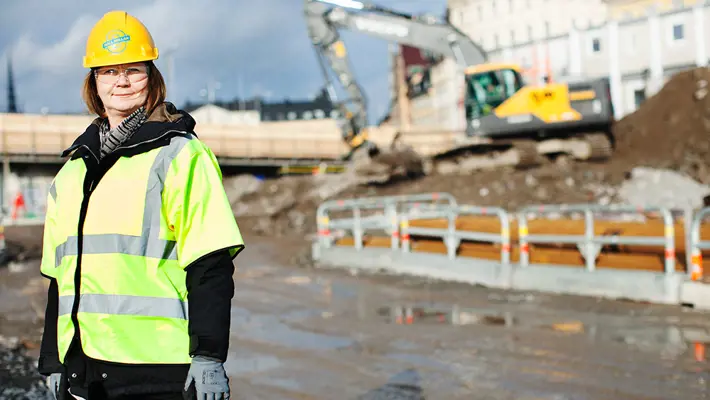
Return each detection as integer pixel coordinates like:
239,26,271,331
102,30,131,54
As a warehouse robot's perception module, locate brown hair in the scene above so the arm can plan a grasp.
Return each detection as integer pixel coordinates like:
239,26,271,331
82,61,166,117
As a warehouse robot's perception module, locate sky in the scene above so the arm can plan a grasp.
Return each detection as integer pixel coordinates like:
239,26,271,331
0,0,447,124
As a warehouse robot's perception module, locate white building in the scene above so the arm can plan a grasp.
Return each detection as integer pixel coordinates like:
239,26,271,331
190,104,261,126
389,0,708,129
447,0,609,50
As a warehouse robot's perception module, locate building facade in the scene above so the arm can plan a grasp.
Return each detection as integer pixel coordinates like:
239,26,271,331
388,0,708,130
183,87,339,125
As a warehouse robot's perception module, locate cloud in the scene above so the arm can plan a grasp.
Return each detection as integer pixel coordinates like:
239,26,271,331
0,0,446,123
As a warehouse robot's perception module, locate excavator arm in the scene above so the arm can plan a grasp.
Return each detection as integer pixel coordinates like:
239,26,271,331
304,0,487,153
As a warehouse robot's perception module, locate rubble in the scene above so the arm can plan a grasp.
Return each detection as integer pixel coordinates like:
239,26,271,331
616,167,710,210
0,335,50,400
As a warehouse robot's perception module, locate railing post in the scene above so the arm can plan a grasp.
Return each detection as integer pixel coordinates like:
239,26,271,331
499,211,511,266
518,213,530,267
400,217,411,253
387,203,399,250
690,208,707,281
446,208,457,260
353,207,363,250
661,209,675,275
317,215,331,248
584,209,596,272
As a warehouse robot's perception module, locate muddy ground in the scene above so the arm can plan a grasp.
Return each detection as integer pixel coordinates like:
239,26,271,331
2,233,709,399
4,68,710,398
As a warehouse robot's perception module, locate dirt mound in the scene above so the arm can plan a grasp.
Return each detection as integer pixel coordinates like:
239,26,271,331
612,67,710,182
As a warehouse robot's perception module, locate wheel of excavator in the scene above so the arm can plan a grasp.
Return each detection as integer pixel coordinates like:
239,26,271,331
511,140,544,169
584,132,613,161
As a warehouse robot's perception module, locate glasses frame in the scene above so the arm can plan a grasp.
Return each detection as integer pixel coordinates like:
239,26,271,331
93,64,151,85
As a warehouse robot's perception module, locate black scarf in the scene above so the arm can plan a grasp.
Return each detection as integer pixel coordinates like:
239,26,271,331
98,106,147,159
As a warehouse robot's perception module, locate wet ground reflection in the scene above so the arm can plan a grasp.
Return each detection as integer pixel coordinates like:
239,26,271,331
378,303,710,364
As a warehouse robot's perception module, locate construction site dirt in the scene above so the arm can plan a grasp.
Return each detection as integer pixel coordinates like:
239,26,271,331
4,67,710,398
2,235,709,399
229,68,710,240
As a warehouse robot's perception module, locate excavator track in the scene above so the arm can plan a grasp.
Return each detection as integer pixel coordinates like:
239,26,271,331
510,140,545,169
584,132,614,161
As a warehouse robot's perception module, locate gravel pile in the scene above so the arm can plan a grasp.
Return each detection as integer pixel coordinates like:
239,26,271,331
616,167,710,210
0,336,50,400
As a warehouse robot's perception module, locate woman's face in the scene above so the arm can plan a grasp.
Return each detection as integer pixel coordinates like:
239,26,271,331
95,62,149,115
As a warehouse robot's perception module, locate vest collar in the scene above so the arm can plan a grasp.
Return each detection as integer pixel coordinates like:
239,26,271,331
62,102,196,160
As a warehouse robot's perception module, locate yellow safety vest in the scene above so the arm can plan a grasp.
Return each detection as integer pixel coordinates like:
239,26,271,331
40,133,244,365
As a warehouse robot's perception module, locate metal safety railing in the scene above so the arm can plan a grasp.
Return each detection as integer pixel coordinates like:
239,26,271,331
688,207,710,281
400,205,511,263
314,195,705,279
315,192,457,250
518,204,676,275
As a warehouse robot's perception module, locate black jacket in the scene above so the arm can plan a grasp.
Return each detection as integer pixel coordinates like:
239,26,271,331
37,103,239,398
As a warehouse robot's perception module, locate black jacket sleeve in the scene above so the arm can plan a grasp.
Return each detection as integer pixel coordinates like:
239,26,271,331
185,249,236,362
38,278,63,376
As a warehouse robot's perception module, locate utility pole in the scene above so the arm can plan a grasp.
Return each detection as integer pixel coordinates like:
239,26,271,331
7,54,17,113
199,79,221,123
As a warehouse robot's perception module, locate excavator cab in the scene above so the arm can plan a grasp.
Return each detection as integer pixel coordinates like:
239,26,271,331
464,64,525,119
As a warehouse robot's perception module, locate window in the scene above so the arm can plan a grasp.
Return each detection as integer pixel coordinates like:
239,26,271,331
633,89,646,109
672,23,684,40
545,21,551,37
592,38,601,52
303,110,313,120
314,109,325,118
464,68,524,118
287,111,297,120
330,110,340,118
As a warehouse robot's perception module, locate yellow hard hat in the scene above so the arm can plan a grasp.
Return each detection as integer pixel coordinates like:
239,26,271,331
83,10,159,69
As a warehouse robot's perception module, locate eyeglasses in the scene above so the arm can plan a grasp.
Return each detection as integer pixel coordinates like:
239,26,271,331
94,65,149,84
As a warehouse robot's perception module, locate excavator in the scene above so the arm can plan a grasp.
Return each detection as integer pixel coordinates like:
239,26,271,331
304,0,615,177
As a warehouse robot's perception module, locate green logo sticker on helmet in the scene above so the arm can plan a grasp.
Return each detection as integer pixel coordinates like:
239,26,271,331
103,30,131,54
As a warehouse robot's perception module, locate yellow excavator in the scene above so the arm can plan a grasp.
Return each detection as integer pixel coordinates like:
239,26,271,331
304,0,615,175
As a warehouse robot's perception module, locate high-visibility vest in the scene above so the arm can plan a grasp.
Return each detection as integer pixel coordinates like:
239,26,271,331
40,133,244,365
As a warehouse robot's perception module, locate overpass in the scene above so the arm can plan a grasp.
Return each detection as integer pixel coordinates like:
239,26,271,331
0,112,355,167
0,112,401,215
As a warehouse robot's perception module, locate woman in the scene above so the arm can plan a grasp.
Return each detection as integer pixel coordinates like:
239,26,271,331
38,10,244,400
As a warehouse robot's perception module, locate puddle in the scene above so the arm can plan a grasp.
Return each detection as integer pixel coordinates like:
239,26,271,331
251,376,303,392
377,304,710,363
225,353,282,376
231,306,354,351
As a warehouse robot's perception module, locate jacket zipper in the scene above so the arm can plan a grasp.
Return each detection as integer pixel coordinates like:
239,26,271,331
66,129,187,359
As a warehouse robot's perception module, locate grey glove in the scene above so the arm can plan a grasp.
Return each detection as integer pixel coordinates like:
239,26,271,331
184,356,230,400
47,373,62,399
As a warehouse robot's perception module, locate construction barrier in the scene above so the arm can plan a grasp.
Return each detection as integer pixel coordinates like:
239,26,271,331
312,193,710,310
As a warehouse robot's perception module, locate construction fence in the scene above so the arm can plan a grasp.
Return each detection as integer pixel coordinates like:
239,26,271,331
312,192,710,308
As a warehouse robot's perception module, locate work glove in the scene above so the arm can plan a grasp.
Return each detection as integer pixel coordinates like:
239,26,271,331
184,356,230,400
47,373,62,400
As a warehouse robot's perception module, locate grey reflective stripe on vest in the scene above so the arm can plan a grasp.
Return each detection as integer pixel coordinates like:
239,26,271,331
58,294,188,320
49,181,57,202
54,134,192,267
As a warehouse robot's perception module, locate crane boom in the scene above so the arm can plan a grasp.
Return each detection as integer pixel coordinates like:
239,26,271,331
304,0,487,149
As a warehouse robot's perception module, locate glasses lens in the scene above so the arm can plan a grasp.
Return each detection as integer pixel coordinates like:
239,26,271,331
95,67,148,84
